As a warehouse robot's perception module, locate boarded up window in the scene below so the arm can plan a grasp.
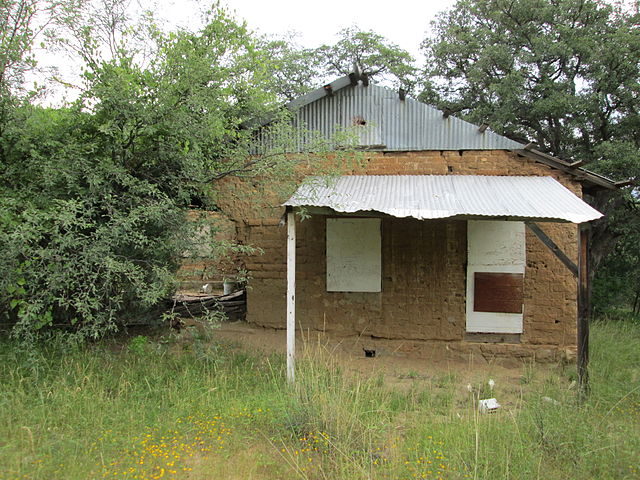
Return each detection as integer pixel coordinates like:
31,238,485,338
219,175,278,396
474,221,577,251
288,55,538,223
473,272,524,314
466,221,525,334
326,218,381,292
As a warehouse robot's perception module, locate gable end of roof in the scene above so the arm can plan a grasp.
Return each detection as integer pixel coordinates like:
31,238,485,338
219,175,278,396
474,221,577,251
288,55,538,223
266,73,618,191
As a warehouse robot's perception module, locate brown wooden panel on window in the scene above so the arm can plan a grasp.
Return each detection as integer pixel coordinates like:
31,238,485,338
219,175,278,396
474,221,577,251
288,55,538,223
474,272,523,314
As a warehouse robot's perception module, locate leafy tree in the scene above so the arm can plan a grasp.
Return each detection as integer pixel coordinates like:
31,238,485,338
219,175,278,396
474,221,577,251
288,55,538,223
421,0,640,312
253,35,321,102
253,27,419,101
315,27,417,91
592,197,640,316
0,2,309,341
422,0,639,159
0,0,45,93
1,0,65,158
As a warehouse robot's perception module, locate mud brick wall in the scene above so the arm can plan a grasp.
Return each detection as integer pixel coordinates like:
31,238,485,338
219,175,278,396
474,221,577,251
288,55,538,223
216,150,579,352
177,211,244,291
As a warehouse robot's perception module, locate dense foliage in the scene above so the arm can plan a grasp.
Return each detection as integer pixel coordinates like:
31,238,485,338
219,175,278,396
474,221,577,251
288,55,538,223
0,2,300,340
315,27,417,91
258,26,419,101
421,0,640,160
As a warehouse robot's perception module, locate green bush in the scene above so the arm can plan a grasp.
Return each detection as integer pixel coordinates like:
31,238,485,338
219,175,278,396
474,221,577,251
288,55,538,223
0,7,302,341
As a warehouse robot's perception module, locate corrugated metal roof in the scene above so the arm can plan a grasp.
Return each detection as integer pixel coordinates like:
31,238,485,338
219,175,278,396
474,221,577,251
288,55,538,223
284,175,603,224
252,74,617,191
290,83,523,151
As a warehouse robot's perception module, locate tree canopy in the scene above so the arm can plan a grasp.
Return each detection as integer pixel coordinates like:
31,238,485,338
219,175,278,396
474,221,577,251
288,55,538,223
0,2,310,340
421,0,640,168
315,27,417,91
251,26,418,103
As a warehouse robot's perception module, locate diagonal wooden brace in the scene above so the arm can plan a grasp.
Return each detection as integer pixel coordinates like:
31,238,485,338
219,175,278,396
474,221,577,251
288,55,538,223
525,222,578,277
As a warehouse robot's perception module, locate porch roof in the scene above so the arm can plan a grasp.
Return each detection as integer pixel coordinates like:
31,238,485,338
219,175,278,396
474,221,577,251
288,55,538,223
283,175,603,224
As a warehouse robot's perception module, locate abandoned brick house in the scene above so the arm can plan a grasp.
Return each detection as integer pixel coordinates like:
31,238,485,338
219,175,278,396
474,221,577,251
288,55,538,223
185,73,616,363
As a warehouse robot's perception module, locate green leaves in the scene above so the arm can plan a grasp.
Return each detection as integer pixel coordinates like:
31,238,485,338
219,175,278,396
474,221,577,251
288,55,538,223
251,26,419,101
0,3,298,341
426,0,639,154
316,27,417,91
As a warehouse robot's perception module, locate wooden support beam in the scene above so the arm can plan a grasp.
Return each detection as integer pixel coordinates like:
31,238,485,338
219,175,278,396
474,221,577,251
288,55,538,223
442,108,452,119
286,209,296,383
578,225,590,399
513,149,616,191
398,88,406,101
615,179,635,188
323,84,333,96
478,123,489,133
525,222,578,277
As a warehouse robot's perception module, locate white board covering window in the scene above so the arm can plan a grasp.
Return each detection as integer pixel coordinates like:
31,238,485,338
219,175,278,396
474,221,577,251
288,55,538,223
466,220,525,334
326,218,381,292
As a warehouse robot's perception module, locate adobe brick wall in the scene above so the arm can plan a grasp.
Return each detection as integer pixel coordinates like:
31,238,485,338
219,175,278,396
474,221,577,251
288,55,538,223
177,211,244,291
215,150,580,360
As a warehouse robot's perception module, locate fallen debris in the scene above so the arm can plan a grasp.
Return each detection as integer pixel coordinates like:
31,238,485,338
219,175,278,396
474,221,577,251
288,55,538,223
478,398,501,413
169,289,246,321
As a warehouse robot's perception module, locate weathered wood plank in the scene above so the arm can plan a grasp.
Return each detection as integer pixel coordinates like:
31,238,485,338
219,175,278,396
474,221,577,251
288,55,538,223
473,272,524,314
286,209,296,383
578,225,590,398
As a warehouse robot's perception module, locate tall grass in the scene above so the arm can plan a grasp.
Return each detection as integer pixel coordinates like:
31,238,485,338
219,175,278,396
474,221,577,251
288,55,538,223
1,321,639,480
0,331,287,479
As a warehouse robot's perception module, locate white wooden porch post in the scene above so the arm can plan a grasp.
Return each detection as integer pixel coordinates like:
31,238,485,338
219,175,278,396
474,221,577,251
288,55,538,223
286,209,296,383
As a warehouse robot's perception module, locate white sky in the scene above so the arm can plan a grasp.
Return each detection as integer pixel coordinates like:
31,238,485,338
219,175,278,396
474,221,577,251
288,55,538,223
157,0,457,59
32,0,458,103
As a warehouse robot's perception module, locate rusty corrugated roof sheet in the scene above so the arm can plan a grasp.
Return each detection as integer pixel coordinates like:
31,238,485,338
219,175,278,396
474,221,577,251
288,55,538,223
284,175,603,223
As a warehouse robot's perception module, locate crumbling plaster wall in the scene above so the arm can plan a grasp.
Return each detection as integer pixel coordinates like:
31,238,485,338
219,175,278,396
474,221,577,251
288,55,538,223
215,150,580,358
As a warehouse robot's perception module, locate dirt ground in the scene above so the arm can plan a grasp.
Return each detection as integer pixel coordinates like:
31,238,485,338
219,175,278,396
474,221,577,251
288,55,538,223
212,320,568,408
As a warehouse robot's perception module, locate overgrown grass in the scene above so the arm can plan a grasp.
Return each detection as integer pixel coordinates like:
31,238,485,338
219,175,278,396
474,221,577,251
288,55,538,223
1,321,639,479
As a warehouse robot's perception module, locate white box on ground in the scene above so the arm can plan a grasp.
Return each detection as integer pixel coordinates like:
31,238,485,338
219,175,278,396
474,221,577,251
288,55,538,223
478,398,501,413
